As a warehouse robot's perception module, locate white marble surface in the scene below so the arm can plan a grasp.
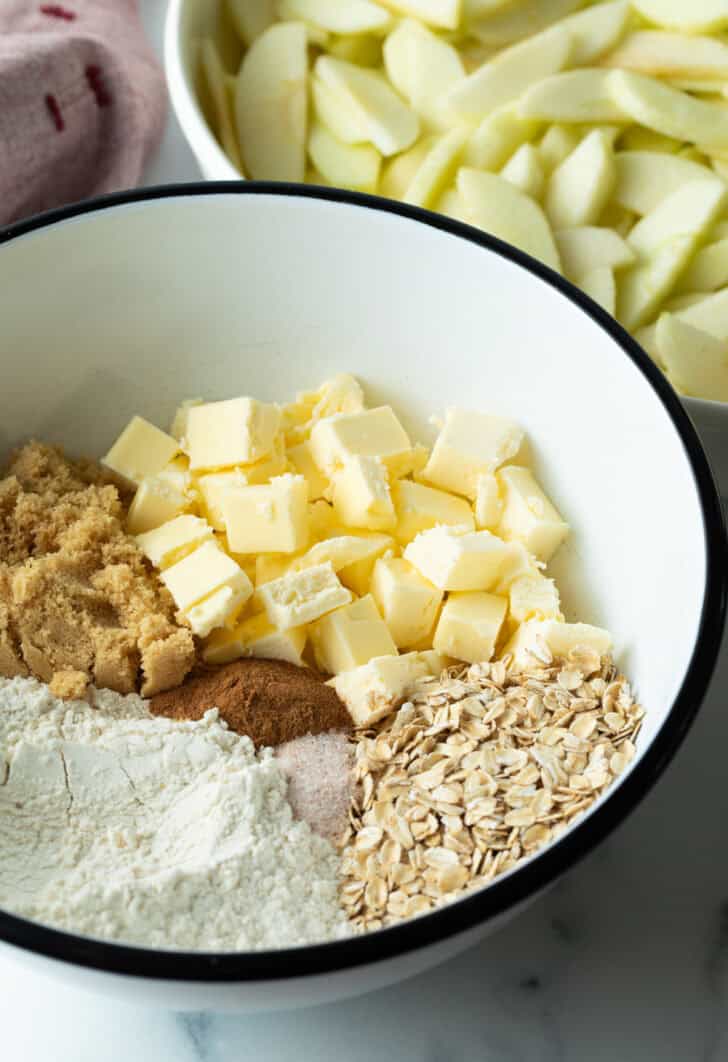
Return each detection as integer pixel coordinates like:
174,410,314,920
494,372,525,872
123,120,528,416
2,2,728,1058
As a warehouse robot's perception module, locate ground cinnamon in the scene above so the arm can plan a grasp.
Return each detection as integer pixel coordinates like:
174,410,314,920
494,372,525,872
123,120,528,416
149,658,351,747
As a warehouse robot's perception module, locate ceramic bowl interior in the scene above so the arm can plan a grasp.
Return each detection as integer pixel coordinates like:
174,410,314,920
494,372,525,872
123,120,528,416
0,186,724,990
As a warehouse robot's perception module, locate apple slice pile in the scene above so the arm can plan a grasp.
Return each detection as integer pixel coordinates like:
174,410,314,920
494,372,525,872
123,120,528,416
198,0,728,402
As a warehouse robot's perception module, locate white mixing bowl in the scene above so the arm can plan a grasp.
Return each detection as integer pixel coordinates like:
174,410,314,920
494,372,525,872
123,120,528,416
0,185,724,1011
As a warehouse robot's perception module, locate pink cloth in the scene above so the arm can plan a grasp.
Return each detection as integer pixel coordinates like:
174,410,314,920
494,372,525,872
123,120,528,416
0,0,167,224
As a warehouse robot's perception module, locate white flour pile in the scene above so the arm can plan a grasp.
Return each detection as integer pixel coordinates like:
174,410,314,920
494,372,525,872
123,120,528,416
0,677,349,951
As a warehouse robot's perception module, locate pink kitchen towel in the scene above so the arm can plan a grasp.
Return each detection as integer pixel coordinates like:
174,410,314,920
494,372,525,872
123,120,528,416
0,0,167,224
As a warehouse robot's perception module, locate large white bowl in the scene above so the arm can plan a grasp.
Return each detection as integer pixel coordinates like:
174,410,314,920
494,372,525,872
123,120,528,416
0,185,724,1012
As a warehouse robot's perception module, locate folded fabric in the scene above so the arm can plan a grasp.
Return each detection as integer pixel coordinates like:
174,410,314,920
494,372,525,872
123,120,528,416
0,0,166,225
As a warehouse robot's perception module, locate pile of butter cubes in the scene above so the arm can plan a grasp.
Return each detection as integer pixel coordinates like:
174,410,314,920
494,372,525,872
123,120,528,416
102,375,611,725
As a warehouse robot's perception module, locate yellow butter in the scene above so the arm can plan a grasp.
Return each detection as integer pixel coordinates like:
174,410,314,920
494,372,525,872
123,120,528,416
126,475,191,536
505,619,612,665
186,397,281,471
309,405,413,478
392,479,474,544
331,456,396,531
404,525,513,591
282,374,366,446
338,536,397,596
423,409,524,499
310,594,397,675
197,469,249,531
102,416,179,486
509,572,562,623
169,398,203,445
184,581,252,638
255,553,293,587
433,591,507,664
288,439,329,500
222,474,309,554
474,473,503,530
497,465,569,562
257,562,352,630
136,514,215,570
308,500,338,541
370,555,443,649
238,436,289,485
161,540,253,613
203,613,307,666
327,651,434,727
289,533,394,575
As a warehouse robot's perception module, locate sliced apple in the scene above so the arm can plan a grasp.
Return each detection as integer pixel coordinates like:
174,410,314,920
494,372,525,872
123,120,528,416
500,143,544,199
312,77,366,144
375,0,461,30
403,127,469,207
464,103,543,169
613,151,715,215
235,22,308,181
380,135,436,198
634,321,662,365
555,226,635,280
676,239,728,294
314,56,420,155
327,35,382,66
677,288,728,338
601,31,728,80
580,267,616,316
199,39,244,174
277,0,391,33
556,1,630,66
629,0,728,34
437,186,470,223
608,70,728,151
626,177,727,259
226,0,275,47
464,0,513,16
617,235,695,330
664,292,711,312
383,19,465,131
468,0,582,48
538,124,580,174
520,70,629,124
444,25,572,121
457,168,561,272
618,126,682,153
546,130,616,229
599,201,637,238
308,122,381,192
656,314,728,400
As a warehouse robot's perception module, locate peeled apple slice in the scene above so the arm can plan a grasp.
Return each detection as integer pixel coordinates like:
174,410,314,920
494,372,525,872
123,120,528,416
656,314,728,400
327,35,382,66
277,0,392,34
556,1,630,66
437,186,470,223
601,31,728,80
538,124,580,174
226,0,275,46
676,239,728,294
626,178,727,259
383,19,465,131
312,77,366,144
629,0,728,34
199,39,244,173
235,22,308,181
500,143,544,199
444,25,572,121
675,288,728,339
464,104,543,169
555,226,635,280
375,0,461,30
613,151,715,215
520,70,629,123
580,267,616,316
403,127,468,207
608,70,728,151
308,122,381,193
457,168,561,272
314,56,420,156
618,235,696,330
380,136,436,198
546,130,616,229
469,0,583,48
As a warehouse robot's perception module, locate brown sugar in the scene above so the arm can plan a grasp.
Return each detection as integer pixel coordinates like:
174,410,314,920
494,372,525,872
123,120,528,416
0,441,195,697
150,658,352,747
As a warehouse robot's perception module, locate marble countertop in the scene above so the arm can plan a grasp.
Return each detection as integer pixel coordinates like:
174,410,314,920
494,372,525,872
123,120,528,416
2,2,728,1058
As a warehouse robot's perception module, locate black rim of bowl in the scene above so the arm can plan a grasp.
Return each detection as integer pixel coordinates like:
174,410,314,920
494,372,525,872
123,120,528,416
0,182,726,983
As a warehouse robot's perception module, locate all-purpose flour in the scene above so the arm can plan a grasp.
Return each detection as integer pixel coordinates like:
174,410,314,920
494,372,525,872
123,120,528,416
0,677,349,950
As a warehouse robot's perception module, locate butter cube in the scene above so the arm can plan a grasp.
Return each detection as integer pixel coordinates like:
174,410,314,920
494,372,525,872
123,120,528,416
161,540,253,612
433,591,507,664
308,500,338,541
282,374,365,446
339,536,397,596
416,649,451,675
474,474,503,530
494,541,539,593
257,562,352,630
404,526,512,591
136,514,215,569
170,398,203,445
102,416,179,486
222,474,309,554
255,553,292,587
423,409,524,499
509,573,562,624
310,406,413,478
288,439,329,500
238,436,289,485
505,619,612,665
203,613,307,666
186,397,281,471
497,466,569,562
184,581,251,638
290,533,394,575
393,480,474,544
328,652,434,727
197,469,249,531
371,556,443,649
127,475,190,535
310,595,397,675
331,456,396,531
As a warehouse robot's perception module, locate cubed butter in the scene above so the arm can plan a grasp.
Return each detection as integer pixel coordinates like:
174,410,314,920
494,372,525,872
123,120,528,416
102,416,179,486
255,553,292,587
433,591,507,664
136,514,215,569
161,540,253,613
339,536,397,596
505,619,612,665
238,436,289,485
474,473,503,530
308,500,338,541
509,572,562,623
370,556,443,649
222,474,309,554
309,406,413,478
184,581,251,638
331,456,396,531
423,409,524,499
186,397,281,471
392,480,474,544
282,374,365,446
497,466,569,562
404,526,513,591
197,469,249,531
170,398,203,445
310,594,397,675
328,651,434,727
126,475,190,536
203,612,307,666
288,439,329,500
289,533,394,575
257,562,352,630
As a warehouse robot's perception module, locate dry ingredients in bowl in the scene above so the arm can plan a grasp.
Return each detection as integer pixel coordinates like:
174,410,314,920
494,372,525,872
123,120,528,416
0,371,645,947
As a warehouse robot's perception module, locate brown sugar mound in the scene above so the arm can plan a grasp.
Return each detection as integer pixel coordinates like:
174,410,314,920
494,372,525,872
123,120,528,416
0,441,195,697
150,658,352,747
